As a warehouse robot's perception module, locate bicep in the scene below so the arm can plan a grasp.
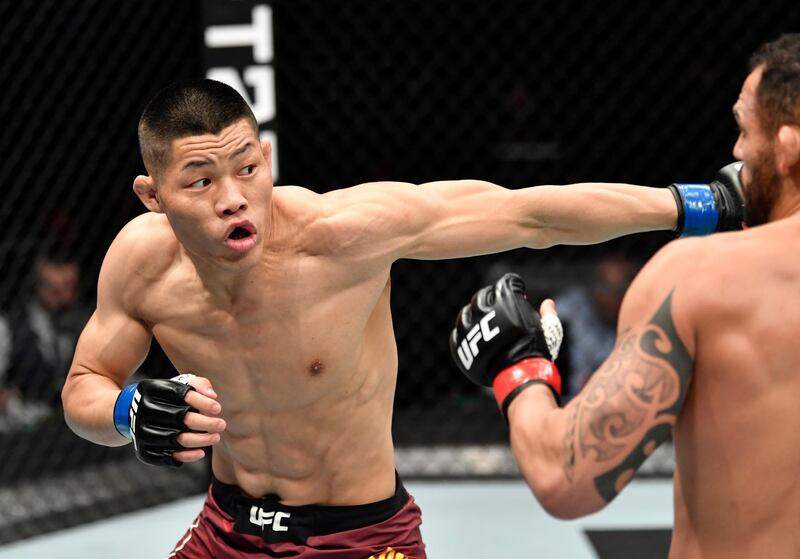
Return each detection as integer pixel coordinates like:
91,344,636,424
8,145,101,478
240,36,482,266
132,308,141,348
403,180,537,259
67,229,153,389
333,180,536,262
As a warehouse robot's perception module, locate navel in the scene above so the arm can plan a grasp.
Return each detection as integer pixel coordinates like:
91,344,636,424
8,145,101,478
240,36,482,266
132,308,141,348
308,359,324,376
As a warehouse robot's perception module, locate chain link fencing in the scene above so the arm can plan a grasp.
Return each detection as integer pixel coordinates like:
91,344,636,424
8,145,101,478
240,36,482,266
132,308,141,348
0,0,796,544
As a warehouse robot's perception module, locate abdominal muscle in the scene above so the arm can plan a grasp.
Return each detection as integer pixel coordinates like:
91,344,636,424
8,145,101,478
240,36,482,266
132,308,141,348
140,233,401,505
210,372,399,506
147,299,400,505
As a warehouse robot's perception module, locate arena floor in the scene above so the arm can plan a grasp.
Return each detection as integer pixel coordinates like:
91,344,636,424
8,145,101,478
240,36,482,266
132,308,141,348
0,478,673,558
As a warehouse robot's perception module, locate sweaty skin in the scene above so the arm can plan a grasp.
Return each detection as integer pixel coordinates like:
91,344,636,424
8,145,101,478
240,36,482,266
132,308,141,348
62,119,678,506
507,66,800,558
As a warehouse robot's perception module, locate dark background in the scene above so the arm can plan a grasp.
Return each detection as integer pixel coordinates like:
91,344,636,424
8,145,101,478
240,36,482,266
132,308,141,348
0,0,797,542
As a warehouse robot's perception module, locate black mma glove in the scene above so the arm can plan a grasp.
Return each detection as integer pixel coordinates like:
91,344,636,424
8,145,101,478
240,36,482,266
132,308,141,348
449,273,563,418
668,161,745,237
113,374,196,467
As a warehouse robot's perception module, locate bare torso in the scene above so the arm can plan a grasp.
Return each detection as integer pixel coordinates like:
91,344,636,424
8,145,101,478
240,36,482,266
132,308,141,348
128,187,399,505
670,217,800,557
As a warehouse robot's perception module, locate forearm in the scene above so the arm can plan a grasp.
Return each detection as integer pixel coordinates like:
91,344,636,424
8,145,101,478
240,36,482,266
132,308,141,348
62,369,129,447
517,183,677,248
506,386,605,518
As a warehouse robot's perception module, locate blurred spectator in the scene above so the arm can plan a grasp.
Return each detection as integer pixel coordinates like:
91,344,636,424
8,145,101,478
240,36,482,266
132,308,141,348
556,253,638,398
0,247,91,430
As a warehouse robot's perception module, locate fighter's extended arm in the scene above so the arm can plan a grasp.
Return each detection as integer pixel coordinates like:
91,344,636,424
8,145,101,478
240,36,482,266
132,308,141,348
62,222,224,465
450,244,697,518
324,164,741,262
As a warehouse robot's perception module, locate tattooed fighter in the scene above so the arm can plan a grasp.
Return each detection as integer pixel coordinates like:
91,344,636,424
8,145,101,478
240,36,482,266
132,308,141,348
451,34,800,558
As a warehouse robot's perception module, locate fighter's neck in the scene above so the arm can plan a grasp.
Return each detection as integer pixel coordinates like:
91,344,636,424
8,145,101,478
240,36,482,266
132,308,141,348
769,176,800,222
182,250,266,309
180,209,281,308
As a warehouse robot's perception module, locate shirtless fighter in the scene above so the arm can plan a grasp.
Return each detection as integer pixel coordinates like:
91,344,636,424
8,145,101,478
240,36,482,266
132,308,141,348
61,78,740,558
451,34,800,558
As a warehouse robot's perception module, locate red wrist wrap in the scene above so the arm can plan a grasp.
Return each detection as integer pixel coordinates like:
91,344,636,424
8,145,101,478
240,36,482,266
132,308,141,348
492,357,561,415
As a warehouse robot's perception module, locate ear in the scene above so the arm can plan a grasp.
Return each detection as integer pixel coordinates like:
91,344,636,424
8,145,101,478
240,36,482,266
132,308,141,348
776,125,800,175
133,175,164,213
260,138,273,175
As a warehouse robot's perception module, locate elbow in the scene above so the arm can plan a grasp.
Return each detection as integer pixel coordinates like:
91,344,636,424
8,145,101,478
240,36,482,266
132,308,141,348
61,377,78,434
512,437,580,518
60,377,70,415
59,368,127,447
515,450,608,519
523,471,607,519
61,371,92,439
534,478,574,519
519,464,582,519
536,485,593,520
508,394,608,519
523,227,557,250
61,371,79,412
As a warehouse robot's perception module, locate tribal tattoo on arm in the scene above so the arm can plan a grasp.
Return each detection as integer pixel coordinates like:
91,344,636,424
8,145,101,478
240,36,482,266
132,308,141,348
563,291,693,502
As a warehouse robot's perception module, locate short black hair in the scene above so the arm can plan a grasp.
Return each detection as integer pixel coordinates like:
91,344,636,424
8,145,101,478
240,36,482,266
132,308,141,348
749,33,800,136
138,79,258,176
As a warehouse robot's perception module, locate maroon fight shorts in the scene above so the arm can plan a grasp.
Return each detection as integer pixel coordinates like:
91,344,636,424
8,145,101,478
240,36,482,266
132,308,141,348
167,474,426,558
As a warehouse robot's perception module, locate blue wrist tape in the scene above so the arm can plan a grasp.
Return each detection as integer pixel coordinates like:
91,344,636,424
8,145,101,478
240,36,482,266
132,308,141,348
113,383,139,439
674,183,719,237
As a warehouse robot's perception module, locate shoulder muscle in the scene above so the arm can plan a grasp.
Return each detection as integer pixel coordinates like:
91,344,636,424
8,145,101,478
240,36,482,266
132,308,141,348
99,213,178,315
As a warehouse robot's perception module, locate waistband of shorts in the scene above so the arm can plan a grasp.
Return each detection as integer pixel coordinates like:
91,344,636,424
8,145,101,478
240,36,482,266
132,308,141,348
210,472,409,542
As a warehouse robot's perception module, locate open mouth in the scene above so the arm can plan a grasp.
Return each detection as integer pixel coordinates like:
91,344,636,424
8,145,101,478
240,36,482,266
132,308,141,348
225,221,256,240
228,227,251,240
224,221,257,253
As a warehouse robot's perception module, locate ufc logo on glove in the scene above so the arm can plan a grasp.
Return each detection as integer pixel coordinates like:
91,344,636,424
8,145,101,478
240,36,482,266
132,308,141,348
456,311,500,370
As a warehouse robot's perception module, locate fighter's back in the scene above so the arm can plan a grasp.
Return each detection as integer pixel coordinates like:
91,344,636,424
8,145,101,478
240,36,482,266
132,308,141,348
671,215,800,558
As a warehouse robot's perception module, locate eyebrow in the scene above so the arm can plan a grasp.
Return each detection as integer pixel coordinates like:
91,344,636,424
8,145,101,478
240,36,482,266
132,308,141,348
231,142,254,158
180,142,254,172
181,159,211,171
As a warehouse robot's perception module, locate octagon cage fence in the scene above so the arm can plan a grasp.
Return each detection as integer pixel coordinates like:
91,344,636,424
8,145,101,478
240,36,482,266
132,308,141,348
0,0,795,544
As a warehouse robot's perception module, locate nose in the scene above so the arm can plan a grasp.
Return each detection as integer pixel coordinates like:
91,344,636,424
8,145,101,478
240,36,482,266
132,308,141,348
732,135,743,161
215,179,248,217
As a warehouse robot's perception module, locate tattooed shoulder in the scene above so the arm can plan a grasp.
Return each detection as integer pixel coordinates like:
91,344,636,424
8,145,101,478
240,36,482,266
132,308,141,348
563,291,693,502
